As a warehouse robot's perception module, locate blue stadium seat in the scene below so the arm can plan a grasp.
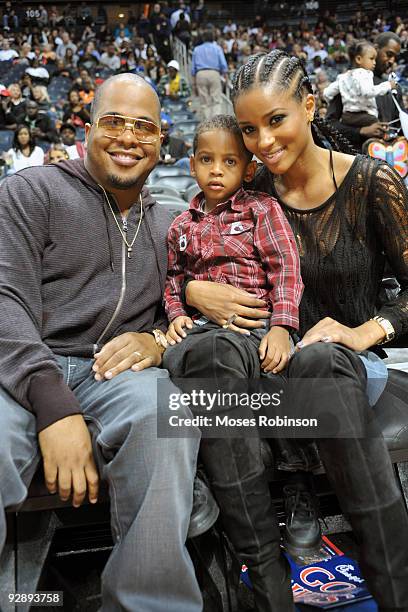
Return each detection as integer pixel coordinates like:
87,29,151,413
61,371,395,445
0,130,14,153
184,183,201,202
170,120,199,135
76,127,86,142
148,184,182,199
155,175,197,196
148,165,190,184
160,199,189,220
36,140,51,153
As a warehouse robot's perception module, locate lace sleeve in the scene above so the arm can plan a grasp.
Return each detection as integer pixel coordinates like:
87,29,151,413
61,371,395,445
371,162,408,337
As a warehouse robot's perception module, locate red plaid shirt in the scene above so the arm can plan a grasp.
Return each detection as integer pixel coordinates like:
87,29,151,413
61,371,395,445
164,187,303,329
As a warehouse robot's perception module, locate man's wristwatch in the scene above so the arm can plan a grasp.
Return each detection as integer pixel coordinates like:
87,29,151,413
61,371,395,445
147,329,168,352
370,316,395,344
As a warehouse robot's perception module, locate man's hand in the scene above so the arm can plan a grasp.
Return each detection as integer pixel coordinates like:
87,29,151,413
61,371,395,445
93,332,162,380
38,414,99,508
167,316,193,345
259,326,291,373
186,280,270,334
360,122,387,139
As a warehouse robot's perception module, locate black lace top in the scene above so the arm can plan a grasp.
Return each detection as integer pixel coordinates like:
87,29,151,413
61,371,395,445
251,155,408,341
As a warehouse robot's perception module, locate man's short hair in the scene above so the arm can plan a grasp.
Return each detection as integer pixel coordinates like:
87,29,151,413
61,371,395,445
375,32,401,49
193,114,253,162
202,28,215,43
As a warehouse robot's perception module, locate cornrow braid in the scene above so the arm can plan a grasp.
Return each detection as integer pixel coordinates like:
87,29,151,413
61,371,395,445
232,49,356,154
234,52,266,98
312,116,357,154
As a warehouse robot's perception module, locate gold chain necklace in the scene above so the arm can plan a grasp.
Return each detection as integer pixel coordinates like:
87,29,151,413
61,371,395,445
100,185,143,258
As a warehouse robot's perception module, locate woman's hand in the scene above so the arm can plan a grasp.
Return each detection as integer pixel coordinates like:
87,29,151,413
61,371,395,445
185,280,270,334
259,326,291,373
296,317,384,352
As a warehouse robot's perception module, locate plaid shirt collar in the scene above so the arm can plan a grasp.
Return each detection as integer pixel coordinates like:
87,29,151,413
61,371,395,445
189,186,248,217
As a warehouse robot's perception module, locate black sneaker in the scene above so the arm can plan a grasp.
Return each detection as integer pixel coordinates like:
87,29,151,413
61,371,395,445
283,482,321,556
188,475,219,539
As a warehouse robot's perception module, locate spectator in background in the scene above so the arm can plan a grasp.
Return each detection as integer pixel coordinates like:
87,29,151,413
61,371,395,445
192,28,228,119
64,47,78,70
158,60,191,100
174,12,192,49
0,88,17,131
223,19,237,35
38,4,49,28
113,22,130,40
100,43,121,72
47,142,69,164
78,43,100,72
23,100,58,143
73,70,95,105
62,89,90,128
328,35,349,64
8,84,26,123
32,85,51,112
326,31,402,147
0,39,19,62
59,122,85,159
5,124,44,172
2,1,19,31
324,40,396,129
115,29,131,49
152,9,171,63
170,3,191,30
56,31,77,60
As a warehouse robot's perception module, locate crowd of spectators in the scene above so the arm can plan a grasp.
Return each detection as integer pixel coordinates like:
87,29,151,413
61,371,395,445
0,0,407,175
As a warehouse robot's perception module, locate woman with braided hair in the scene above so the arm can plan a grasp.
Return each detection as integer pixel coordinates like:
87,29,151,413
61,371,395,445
183,49,408,611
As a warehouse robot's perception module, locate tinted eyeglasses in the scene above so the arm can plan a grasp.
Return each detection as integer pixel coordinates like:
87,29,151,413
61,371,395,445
95,114,161,143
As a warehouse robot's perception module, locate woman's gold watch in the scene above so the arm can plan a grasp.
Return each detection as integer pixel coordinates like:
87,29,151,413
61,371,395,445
371,316,395,344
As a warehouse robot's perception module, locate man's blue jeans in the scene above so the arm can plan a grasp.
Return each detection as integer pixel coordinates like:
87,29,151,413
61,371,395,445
0,356,202,612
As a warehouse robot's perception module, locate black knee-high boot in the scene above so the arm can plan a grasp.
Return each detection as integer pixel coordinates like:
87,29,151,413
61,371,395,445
200,437,295,612
171,326,295,610
289,343,408,609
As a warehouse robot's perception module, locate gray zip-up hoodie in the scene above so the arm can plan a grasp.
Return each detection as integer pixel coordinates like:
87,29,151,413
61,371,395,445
0,159,172,432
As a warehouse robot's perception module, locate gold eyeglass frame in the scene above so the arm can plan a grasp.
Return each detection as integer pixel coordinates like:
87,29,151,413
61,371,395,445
95,114,161,143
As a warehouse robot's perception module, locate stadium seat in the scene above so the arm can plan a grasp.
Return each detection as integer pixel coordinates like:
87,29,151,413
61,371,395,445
48,76,72,103
170,111,195,122
76,127,86,142
184,183,201,202
160,199,189,220
170,121,199,138
156,175,197,195
148,184,182,198
155,194,187,205
3,63,27,86
148,165,190,184
0,130,14,152
162,101,187,114
37,140,51,153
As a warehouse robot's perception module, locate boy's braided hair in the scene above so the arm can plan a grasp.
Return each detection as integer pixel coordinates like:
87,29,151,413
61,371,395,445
231,49,356,154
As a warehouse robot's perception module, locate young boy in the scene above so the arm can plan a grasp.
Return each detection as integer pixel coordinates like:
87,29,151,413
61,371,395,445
163,115,303,374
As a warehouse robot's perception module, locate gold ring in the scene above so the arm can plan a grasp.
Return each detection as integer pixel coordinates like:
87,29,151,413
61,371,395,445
222,314,237,329
133,351,142,358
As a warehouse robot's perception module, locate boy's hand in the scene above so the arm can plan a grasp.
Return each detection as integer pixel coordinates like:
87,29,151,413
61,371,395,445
259,326,290,373
167,316,193,345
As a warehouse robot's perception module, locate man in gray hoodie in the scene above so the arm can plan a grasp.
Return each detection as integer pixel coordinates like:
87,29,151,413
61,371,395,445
0,74,202,612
